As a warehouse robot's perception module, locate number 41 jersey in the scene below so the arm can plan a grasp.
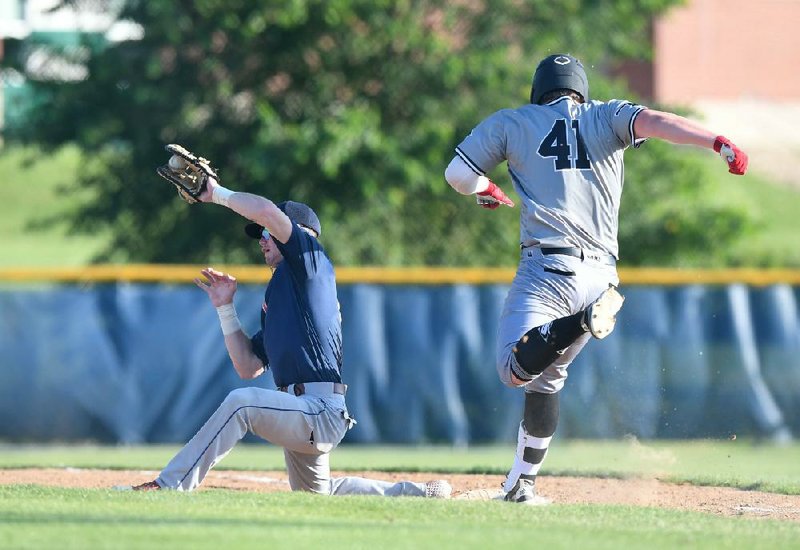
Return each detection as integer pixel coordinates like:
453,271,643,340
455,96,647,259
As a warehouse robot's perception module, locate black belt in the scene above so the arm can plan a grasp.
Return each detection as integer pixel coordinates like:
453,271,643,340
277,382,347,397
540,247,616,266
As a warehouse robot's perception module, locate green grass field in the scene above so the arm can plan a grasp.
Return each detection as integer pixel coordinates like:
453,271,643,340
0,145,108,266
3,485,799,550
1,441,799,549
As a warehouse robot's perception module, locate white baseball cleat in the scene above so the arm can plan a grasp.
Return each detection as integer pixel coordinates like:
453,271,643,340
502,475,551,506
583,285,625,339
425,480,453,499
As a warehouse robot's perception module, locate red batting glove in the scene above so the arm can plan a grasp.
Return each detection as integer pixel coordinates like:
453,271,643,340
476,181,515,209
713,136,748,175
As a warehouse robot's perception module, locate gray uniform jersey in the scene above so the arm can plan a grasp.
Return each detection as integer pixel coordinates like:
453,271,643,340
456,97,646,258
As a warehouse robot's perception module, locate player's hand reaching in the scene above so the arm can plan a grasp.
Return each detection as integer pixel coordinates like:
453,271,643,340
476,181,515,209
713,136,748,175
195,267,238,307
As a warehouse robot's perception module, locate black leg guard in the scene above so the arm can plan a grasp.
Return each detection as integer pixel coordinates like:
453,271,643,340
512,311,586,379
523,391,559,437
522,392,560,466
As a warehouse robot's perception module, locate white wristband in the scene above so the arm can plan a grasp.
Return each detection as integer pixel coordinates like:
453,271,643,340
216,303,242,335
212,186,235,207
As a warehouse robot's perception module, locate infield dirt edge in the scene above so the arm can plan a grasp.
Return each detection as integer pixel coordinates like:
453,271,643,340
2,467,800,522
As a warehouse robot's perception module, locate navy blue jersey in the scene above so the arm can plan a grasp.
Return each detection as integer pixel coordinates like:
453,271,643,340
250,224,343,387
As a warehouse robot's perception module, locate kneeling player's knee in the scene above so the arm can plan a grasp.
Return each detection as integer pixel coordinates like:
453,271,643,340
226,387,248,401
221,388,252,411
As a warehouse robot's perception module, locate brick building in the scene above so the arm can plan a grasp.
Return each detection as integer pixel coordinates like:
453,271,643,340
618,0,800,187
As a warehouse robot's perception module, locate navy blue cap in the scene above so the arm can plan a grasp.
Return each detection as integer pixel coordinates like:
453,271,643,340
245,200,321,239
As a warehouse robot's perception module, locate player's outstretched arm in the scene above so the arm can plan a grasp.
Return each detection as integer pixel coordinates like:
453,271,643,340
633,109,748,175
195,268,266,379
196,179,294,243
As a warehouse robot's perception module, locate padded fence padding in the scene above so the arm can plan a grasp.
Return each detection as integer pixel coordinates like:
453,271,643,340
0,283,795,443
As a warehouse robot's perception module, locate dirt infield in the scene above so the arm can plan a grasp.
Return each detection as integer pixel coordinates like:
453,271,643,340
2,468,799,522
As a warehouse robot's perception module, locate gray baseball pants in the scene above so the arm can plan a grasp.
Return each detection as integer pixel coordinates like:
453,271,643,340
496,247,619,393
156,384,427,496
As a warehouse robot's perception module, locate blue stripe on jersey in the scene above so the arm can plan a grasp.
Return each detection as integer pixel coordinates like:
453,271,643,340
455,147,486,176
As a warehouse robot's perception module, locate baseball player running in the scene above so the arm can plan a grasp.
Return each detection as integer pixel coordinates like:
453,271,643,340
128,172,450,499
444,53,748,504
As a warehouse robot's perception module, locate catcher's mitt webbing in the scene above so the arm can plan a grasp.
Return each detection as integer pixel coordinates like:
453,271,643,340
155,144,219,204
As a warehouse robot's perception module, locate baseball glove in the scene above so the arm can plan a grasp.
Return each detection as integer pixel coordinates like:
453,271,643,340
156,144,219,204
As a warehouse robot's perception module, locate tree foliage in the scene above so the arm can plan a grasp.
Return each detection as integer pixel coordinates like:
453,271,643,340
1,0,752,266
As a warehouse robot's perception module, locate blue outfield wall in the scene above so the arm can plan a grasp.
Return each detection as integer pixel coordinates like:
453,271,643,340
0,282,798,444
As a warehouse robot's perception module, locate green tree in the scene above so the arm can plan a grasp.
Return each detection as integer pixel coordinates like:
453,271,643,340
2,0,751,266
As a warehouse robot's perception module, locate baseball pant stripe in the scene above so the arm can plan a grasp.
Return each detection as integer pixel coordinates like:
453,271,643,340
177,404,324,486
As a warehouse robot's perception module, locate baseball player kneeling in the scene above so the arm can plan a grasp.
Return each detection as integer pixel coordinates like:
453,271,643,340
445,53,748,505
125,153,450,499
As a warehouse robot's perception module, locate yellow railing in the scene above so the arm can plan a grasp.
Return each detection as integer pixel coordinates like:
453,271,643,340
2,265,800,286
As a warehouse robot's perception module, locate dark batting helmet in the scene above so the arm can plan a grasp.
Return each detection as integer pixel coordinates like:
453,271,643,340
530,54,589,104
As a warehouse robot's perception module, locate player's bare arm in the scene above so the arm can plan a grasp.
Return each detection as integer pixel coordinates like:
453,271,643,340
198,179,294,243
633,109,717,148
222,329,266,380
195,267,266,379
633,109,748,175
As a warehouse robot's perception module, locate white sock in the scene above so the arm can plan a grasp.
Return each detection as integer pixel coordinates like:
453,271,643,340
503,423,552,493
